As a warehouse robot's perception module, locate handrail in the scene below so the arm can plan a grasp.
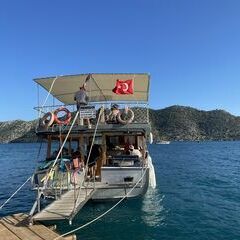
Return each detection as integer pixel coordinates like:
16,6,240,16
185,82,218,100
70,107,103,221
34,101,149,110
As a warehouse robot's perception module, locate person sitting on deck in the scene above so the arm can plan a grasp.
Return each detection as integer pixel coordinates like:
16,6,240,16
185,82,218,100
74,82,91,128
106,104,120,123
129,145,142,158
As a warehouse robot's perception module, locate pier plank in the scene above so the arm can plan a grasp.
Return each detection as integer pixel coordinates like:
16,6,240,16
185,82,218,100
0,213,65,240
1,218,43,240
0,222,21,240
13,214,62,240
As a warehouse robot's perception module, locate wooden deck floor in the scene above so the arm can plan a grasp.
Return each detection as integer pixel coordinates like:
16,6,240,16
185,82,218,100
0,213,74,240
33,188,95,221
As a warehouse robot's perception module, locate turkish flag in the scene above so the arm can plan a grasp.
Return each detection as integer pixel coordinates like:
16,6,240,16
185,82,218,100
112,79,134,94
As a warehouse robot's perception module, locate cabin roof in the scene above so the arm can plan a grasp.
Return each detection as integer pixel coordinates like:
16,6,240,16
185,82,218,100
34,73,150,104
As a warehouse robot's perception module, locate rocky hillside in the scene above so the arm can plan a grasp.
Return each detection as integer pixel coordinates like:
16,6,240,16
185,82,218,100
150,106,240,141
0,120,38,143
1,106,240,143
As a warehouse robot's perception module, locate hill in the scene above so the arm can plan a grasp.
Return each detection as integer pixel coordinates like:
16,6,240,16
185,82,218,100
1,106,240,143
0,120,38,143
150,105,240,141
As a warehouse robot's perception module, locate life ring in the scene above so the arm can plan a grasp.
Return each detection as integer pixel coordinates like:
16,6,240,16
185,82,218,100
54,107,72,125
117,108,134,124
40,112,55,127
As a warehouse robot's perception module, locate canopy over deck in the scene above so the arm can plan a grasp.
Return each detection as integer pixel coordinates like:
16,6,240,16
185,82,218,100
34,73,150,104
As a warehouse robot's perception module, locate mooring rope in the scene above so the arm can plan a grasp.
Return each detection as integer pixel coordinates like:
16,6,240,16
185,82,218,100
54,166,148,240
42,111,79,188
73,107,103,210
0,176,32,210
83,107,104,177
0,137,47,211
0,76,59,210
39,76,59,117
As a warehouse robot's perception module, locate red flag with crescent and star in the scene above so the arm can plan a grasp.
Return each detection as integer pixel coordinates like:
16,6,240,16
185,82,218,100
112,79,134,94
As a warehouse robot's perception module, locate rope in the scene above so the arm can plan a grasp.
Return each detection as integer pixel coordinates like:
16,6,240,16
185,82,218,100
90,75,107,102
84,107,103,177
36,138,44,163
0,135,46,210
43,111,79,188
44,75,95,187
73,107,103,208
0,176,32,210
0,77,62,210
39,76,59,117
54,166,148,240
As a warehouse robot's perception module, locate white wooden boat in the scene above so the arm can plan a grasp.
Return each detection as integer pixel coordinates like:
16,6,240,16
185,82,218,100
29,73,156,224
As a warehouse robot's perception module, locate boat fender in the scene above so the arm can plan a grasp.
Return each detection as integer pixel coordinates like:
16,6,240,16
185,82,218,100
117,108,134,124
54,107,72,125
40,112,55,127
149,132,153,144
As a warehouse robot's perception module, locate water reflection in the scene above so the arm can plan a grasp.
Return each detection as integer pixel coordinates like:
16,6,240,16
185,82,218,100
141,188,166,227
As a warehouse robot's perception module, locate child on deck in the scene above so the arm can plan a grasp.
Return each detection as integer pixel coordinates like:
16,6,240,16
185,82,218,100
71,151,85,184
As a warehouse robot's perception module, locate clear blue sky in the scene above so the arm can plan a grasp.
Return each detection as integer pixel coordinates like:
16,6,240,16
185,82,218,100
1,0,240,121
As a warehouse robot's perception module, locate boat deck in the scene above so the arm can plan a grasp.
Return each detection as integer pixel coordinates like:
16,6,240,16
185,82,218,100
36,122,150,136
0,213,72,240
33,188,95,221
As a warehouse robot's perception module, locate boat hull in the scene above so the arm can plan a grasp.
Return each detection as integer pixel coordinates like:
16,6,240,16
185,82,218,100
92,168,149,200
32,167,150,200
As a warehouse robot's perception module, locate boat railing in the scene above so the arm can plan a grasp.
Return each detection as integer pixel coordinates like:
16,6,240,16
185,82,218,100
34,101,149,131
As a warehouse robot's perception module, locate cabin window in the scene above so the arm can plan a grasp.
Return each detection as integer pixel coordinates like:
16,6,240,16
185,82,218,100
106,136,125,150
124,136,135,146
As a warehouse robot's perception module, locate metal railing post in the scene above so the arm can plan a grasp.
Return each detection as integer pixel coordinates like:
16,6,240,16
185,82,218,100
37,187,41,213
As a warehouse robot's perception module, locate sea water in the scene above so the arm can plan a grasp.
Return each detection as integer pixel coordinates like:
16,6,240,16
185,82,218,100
0,142,239,240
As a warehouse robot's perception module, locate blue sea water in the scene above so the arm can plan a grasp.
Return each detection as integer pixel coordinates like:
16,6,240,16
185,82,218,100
0,142,239,240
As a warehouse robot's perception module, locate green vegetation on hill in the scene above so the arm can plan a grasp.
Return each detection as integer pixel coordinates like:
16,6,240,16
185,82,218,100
1,105,240,143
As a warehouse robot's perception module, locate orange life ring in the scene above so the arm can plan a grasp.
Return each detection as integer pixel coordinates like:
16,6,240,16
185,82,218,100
54,107,72,125
40,112,55,127
117,108,134,124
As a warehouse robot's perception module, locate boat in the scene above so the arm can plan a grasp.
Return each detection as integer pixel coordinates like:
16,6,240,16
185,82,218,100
156,140,171,144
29,73,156,224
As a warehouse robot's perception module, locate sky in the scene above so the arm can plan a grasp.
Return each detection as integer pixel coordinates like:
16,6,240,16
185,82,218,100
1,0,240,121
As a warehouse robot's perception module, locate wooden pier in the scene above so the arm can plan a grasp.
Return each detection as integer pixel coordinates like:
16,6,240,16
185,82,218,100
0,213,75,240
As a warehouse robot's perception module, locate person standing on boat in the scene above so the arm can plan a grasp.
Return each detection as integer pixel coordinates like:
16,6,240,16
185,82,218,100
74,83,88,109
74,83,91,128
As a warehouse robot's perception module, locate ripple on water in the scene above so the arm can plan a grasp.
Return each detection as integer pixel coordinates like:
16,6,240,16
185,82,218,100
141,188,166,227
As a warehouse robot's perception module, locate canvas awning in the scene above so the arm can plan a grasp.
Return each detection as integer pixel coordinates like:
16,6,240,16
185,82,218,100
34,73,150,104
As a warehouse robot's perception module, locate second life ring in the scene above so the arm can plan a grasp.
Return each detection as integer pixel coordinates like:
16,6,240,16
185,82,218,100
40,112,55,128
117,108,134,124
54,107,72,125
